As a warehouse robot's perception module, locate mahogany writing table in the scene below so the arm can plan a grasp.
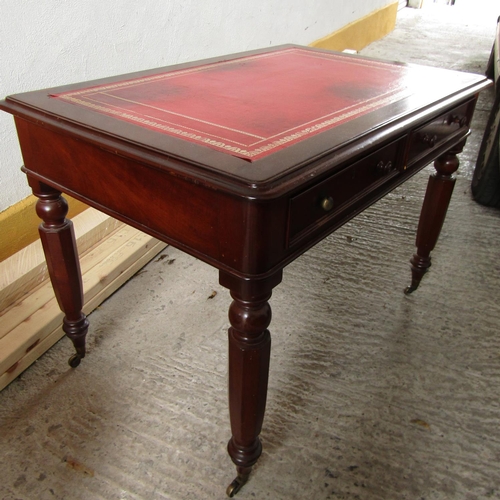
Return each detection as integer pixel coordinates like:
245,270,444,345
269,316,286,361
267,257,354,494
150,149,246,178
0,46,490,496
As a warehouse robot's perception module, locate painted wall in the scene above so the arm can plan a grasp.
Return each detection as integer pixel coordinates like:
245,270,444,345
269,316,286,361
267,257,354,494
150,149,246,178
0,0,394,212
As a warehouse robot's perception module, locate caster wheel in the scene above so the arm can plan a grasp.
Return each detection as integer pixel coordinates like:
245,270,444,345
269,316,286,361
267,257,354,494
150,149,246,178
68,354,81,368
226,476,247,497
404,285,416,295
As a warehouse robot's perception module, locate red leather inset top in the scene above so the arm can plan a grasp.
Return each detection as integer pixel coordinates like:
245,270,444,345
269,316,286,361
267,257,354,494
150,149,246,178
51,48,442,161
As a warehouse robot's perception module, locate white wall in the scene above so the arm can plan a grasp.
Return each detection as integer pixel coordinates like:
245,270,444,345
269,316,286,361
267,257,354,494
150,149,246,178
0,0,393,212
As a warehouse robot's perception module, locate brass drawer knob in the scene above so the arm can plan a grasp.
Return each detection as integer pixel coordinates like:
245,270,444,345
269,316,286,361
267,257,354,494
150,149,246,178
321,196,334,212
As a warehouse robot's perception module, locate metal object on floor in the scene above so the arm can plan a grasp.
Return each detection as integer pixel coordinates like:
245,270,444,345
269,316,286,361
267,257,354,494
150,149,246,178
472,16,500,207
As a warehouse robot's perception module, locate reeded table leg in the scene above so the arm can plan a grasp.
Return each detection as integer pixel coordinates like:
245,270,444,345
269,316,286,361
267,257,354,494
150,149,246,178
405,140,465,294
29,178,89,367
220,271,282,497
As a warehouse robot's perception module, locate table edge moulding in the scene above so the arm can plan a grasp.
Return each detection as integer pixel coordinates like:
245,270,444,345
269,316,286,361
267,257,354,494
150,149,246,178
0,44,491,496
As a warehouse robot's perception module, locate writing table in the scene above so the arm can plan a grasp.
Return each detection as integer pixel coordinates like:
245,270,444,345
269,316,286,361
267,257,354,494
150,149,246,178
0,46,490,496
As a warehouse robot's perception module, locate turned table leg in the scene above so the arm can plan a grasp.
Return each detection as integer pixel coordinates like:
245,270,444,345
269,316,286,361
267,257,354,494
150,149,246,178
220,271,282,497
29,178,89,367
405,140,465,294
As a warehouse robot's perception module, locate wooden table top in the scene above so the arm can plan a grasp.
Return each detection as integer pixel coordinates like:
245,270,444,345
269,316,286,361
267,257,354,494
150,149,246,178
0,45,489,190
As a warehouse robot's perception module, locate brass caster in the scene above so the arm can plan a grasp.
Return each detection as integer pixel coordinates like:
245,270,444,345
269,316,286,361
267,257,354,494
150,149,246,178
226,475,248,497
68,354,82,368
404,284,416,295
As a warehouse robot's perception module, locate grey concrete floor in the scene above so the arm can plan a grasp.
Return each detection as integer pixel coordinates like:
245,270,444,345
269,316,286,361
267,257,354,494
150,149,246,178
2,5,500,500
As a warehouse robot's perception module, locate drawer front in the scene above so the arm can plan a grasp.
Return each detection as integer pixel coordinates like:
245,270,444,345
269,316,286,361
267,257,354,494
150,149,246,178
288,137,405,244
407,99,472,164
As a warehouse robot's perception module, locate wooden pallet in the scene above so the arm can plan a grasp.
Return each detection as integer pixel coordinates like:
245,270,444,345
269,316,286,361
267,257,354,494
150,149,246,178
0,210,166,391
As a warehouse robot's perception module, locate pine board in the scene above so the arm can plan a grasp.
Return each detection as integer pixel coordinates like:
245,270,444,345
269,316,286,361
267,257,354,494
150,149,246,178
0,227,166,391
0,208,123,311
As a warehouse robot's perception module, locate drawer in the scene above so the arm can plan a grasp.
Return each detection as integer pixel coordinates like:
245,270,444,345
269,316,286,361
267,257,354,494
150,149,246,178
288,137,405,244
407,99,472,165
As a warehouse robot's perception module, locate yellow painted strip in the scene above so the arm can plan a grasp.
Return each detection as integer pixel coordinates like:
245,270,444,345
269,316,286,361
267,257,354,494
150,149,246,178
0,195,88,263
310,2,398,52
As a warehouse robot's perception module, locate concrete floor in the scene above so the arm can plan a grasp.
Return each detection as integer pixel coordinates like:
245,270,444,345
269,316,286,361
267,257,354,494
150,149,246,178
1,5,500,500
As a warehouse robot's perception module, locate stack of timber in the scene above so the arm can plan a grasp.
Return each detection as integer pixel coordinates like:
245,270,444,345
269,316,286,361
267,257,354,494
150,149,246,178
0,208,166,391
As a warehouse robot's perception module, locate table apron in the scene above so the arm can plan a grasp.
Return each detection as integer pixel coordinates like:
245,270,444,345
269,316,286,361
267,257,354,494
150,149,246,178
15,104,472,281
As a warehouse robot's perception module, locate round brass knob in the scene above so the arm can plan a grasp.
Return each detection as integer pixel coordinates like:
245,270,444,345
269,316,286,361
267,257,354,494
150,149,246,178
321,196,334,212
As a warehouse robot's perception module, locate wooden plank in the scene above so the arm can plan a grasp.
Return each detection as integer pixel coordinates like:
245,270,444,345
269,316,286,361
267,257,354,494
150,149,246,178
0,226,163,373
0,224,140,340
0,239,165,391
0,209,123,311
0,229,166,386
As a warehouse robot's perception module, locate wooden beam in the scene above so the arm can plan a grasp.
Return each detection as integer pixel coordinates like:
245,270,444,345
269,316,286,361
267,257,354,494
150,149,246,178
0,225,166,391
0,208,123,312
